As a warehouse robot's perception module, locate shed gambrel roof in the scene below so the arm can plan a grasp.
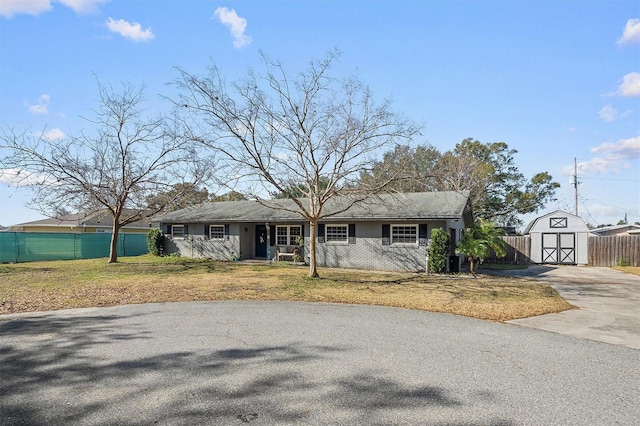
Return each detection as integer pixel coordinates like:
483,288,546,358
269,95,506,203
160,191,473,224
523,210,589,234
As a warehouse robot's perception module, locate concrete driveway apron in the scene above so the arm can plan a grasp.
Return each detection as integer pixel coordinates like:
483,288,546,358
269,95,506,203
498,265,640,349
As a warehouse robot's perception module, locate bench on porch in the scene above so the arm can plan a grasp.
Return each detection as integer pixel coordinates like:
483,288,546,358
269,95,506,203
276,246,299,262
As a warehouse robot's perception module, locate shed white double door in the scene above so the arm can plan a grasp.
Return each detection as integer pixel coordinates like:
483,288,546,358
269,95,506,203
541,232,576,264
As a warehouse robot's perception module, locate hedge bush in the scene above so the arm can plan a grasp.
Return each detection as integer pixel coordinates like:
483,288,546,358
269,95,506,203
147,228,164,256
429,228,449,273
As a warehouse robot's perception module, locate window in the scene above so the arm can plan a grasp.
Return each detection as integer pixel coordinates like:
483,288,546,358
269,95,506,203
172,225,185,239
276,225,302,246
289,225,301,243
550,217,567,228
391,225,417,245
210,225,225,240
326,225,348,243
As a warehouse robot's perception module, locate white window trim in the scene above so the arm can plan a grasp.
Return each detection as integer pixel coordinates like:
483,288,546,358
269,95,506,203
209,224,225,240
276,225,302,246
325,224,349,244
391,224,418,246
171,225,185,239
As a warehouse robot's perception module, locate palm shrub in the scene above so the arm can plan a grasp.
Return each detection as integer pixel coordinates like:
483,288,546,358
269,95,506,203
429,228,449,273
147,228,164,256
456,220,506,275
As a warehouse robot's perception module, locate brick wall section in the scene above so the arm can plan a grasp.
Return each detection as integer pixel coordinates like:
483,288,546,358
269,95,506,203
165,223,241,261
314,221,448,272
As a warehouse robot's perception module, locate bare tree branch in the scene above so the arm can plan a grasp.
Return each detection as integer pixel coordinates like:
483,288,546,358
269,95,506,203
0,81,211,263
171,50,419,277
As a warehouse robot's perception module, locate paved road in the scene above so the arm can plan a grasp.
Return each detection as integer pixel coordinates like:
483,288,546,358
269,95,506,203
486,265,640,349
1,301,638,425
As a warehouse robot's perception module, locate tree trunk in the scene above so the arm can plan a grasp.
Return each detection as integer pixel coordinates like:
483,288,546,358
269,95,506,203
108,222,121,263
469,257,476,276
308,219,319,278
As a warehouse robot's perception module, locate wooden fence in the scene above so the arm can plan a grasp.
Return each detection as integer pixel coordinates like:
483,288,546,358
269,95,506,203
587,236,640,267
483,235,639,267
485,236,530,265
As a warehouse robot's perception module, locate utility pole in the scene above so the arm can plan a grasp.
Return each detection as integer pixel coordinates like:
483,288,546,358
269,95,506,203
573,157,579,216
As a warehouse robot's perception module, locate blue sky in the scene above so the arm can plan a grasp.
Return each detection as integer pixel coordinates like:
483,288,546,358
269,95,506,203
1,0,638,229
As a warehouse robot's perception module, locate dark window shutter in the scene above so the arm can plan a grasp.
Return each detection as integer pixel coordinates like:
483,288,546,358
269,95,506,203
318,223,325,243
165,224,170,234
348,223,356,244
184,225,189,236
225,224,230,240
205,224,209,238
270,226,276,246
382,224,390,246
301,224,305,244
419,224,428,246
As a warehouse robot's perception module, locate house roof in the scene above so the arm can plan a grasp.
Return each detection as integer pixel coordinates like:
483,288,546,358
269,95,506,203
590,224,640,236
10,210,156,230
159,191,473,224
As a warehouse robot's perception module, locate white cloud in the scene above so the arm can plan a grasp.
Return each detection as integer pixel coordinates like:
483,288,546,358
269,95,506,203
568,136,640,174
598,104,633,122
616,72,640,97
0,168,54,187
57,0,109,15
0,0,108,18
275,152,290,161
214,7,252,48
591,136,640,158
27,94,51,114
571,157,625,174
106,17,155,42
598,105,617,122
0,0,51,18
40,128,66,141
617,18,640,45
587,203,625,218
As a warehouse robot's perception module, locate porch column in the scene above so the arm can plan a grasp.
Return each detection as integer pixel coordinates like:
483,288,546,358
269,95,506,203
265,222,271,260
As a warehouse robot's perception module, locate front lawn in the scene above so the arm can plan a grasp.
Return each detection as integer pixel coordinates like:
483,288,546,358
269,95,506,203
0,255,573,321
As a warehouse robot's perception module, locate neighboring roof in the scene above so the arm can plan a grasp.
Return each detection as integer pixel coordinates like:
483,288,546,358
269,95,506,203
590,224,640,236
159,191,473,224
523,210,588,234
10,209,156,230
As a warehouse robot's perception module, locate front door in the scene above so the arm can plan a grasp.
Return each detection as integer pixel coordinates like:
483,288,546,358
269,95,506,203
255,225,267,258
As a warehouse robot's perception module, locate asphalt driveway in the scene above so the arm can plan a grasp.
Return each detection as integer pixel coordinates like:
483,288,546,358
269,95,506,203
1,301,638,425
485,265,640,349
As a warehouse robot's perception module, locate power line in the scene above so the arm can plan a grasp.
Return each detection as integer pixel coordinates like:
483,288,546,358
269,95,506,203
580,177,640,182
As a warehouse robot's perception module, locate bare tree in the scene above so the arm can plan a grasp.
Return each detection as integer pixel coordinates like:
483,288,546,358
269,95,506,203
173,50,418,277
0,81,208,263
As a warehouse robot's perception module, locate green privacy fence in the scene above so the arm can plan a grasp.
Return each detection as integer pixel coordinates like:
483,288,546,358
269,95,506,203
0,232,148,263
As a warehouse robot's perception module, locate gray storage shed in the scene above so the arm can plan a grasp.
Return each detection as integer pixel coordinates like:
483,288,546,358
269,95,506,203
525,210,589,265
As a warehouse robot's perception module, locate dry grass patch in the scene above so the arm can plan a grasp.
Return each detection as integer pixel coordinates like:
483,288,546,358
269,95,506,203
0,256,573,321
613,266,640,277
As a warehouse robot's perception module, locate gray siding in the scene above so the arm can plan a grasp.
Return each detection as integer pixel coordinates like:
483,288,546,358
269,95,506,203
165,223,240,261
164,220,449,272
314,222,439,272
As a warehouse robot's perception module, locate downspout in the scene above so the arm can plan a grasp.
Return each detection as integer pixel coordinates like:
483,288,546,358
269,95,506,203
425,241,430,274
